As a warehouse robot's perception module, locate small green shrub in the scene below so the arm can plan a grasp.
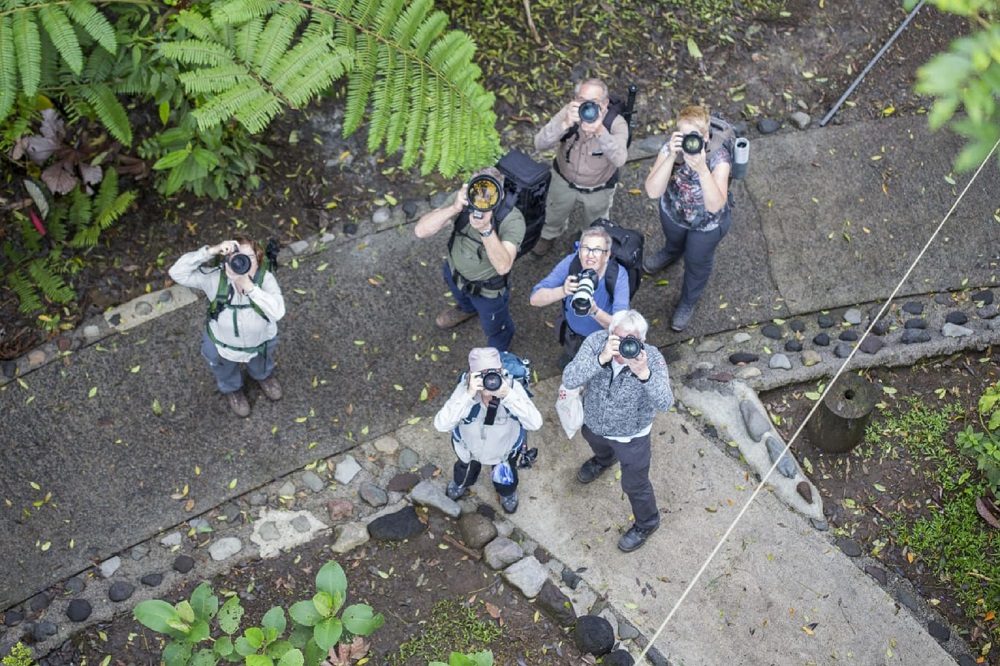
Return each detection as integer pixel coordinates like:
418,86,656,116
387,600,501,665
133,561,383,666
957,381,1000,495
430,651,493,666
1,642,35,666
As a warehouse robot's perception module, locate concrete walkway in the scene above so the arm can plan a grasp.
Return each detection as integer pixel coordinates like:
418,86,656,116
1,114,997,662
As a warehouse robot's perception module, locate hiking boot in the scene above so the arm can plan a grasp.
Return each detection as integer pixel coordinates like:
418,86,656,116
436,307,476,330
225,390,250,418
618,522,659,553
576,456,610,484
258,375,283,401
642,246,676,274
499,491,519,514
671,301,696,332
446,481,467,501
531,237,554,257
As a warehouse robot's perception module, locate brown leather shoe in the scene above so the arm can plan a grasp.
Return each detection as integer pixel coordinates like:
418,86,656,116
226,390,250,417
531,237,553,257
258,375,283,401
435,307,476,330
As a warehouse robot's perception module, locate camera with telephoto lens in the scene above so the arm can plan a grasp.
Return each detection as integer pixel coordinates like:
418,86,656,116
480,369,504,392
681,132,705,155
227,252,253,275
579,100,601,124
619,335,644,359
571,268,598,316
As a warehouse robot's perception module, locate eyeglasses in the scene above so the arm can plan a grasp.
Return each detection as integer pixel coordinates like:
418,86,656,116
580,246,609,257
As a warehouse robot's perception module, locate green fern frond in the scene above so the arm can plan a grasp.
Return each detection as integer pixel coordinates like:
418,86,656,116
390,0,430,47
178,63,250,95
252,4,307,78
212,0,282,25
366,45,394,152
410,9,449,57
13,9,41,97
174,10,221,42
234,17,263,63
82,83,132,145
68,186,92,230
46,205,69,245
38,5,83,74
0,15,15,121
343,32,377,134
26,258,75,304
64,0,117,55
8,269,44,314
277,46,350,108
160,40,233,67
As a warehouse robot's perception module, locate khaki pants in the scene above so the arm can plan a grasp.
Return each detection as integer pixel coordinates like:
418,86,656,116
540,168,616,241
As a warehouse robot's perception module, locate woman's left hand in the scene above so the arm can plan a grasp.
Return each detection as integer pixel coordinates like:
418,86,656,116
683,147,708,173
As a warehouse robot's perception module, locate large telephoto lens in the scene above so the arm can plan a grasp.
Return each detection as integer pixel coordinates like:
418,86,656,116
571,269,598,316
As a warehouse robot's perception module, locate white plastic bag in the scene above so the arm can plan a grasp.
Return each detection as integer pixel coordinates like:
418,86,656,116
555,384,584,439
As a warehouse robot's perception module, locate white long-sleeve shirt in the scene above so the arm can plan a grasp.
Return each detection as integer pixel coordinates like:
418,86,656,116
433,378,543,465
168,246,285,362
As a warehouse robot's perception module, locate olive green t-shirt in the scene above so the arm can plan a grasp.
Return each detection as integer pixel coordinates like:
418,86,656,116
448,204,526,283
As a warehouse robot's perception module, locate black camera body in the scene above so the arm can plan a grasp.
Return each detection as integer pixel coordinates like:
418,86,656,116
571,268,598,316
681,132,705,155
619,335,644,359
227,253,253,275
579,100,601,124
480,369,504,392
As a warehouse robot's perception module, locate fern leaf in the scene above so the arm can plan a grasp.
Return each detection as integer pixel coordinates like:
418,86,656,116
383,57,408,154
68,187,92,231
8,269,44,314
174,9,221,42
178,63,251,95
234,17,263,63
160,40,233,67
38,5,83,74
366,44,394,153
211,0,282,25
233,89,283,134
191,81,267,130
65,0,117,54
401,67,428,168
13,9,41,96
278,46,350,108
0,15,15,122
270,23,335,93
252,3,307,78
391,0,431,47
82,83,132,145
343,32,377,135
410,9,448,57
26,259,75,304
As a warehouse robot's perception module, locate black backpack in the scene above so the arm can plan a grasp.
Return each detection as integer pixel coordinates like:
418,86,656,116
496,149,551,258
567,218,644,304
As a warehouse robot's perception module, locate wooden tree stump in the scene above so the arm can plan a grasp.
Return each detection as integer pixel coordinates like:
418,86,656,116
805,374,876,454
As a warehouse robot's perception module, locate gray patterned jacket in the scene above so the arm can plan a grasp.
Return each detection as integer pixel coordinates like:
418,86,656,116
562,330,673,438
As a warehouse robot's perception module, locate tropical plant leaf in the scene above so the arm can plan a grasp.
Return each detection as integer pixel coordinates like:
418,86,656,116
64,0,117,54
82,83,132,145
38,5,84,74
13,9,42,97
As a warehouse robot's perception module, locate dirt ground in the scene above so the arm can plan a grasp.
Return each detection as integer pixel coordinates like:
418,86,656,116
762,349,1000,662
65,511,583,665
0,0,969,357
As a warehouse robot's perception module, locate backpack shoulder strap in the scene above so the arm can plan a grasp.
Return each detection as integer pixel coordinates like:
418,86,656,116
604,258,620,301
207,270,229,320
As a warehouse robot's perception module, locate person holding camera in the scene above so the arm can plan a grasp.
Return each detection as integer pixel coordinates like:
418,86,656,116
168,237,285,417
562,310,673,552
531,78,628,257
433,347,543,514
414,167,524,351
643,105,732,332
529,226,629,368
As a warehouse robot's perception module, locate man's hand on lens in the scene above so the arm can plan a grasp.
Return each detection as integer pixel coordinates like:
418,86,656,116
451,185,469,214
625,349,651,381
562,274,580,297
599,334,620,365
469,211,493,234
467,372,484,396
564,101,581,128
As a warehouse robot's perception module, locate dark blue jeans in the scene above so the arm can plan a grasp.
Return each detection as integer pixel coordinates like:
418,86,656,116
442,261,515,351
658,208,732,308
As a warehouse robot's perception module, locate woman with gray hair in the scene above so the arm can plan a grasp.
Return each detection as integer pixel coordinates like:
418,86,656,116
562,309,674,552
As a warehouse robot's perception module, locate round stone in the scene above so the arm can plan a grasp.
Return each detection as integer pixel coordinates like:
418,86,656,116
927,620,950,642
813,333,830,346
839,330,858,342
834,343,852,358
872,319,891,336
768,354,792,370
901,329,931,344
817,315,834,328
4,610,24,627
836,537,862,557
141,573,163,587
574,615,615,656
173,555,195,573
902,301,924,315
32,620,58,641
134,301,153,316
945,311,968,325
29,592,50,612
784,340,803,353
66,599,92,622
904,318,926,329
757,118,781,134
972,290,994,305
343,222,359,235
788,320,806,333
109,581,135,602
761,324,783,340
843,308,862,325
729,352,759,365
371,207,391,225
64,578,85,595
801,351,821,367
859,337,884,355
733,332,752,343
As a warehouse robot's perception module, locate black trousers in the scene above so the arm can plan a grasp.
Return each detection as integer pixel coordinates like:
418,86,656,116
452,447,520,497
558,322,587,370
582,424,659,530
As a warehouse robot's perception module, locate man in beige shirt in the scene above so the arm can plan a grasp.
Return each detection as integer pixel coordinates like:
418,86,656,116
532,78,629,257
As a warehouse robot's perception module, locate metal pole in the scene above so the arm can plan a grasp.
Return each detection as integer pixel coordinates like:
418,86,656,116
819,0,926,127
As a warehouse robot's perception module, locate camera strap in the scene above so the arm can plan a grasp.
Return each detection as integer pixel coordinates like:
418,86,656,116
483,397,500,426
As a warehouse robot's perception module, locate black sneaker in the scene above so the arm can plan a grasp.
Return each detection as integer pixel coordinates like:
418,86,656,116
576,456,610,484
499,491,519,514
618,523,660,553
446,481,466,501
642,247,676,274
671,301,696,332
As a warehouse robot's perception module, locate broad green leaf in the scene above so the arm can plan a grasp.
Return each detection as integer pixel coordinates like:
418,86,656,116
315,561,347,599
266,639,293,659
262,606,287,634
277,649,304,666
235,636,256,657
162,641,192,666
312,591,334,617
190,583,219,621
341,604,384,636
187,620,210,644
134,600,180,633
214,635,234,657
217,595,244,635
288,600,321,627
312,617,343,651
190,648,216,666
176,600,196,624
303,639,324,666
287,623,311,649
246,655,274,666
245,626,265,649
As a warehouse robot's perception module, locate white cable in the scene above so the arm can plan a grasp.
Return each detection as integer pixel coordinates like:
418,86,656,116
635,136,1000,663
